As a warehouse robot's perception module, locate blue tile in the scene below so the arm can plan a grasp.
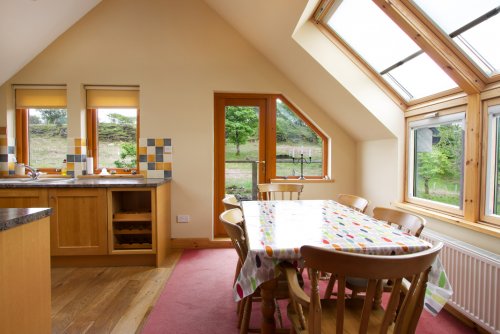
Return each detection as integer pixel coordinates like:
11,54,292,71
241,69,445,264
0,155,7,162
8,146,14,154
155,147,163,155
164,170,172,178
147,139,155,146
139,155,147,162
68,171,75,178
75,155,82,162
156,154,163,162
67,155,75,162
163,138,171,146
148,162,156,170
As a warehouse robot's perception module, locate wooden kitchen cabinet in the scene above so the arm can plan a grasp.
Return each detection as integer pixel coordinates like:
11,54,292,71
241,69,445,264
0,188,48,208
49,188,108,256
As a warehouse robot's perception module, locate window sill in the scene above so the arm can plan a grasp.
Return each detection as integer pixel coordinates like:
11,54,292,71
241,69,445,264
271,178,335,184
393,202,500,238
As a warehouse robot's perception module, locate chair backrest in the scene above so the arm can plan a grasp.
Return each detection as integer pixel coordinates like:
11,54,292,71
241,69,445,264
257,183,303,200
222,194,241,210
336,194,369,213
219,208,247,263
373,207,426,237
299,243,443,334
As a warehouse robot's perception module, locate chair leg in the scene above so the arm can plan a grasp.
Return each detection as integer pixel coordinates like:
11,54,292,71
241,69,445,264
275,299,283,328
324,275,336,299
240,295,253,334
237,297,246,329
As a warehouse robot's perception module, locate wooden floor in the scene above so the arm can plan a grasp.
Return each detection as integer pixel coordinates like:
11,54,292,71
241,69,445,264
50,250,183,334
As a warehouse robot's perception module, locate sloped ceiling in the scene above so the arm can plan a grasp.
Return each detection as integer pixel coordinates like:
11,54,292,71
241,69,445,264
0,0,101,86
203,0,395,141
0,0,394,141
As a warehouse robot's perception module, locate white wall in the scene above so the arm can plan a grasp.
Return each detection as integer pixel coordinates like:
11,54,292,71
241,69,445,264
0,0,356,239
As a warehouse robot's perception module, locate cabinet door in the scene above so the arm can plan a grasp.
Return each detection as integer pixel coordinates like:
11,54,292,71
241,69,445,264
0,189,48,208
49,188,108,255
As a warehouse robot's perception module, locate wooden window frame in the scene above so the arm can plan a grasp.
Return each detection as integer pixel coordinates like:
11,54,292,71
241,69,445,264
405,106,467,216
15,108,66,174
86,108,140,174
480,97,500,227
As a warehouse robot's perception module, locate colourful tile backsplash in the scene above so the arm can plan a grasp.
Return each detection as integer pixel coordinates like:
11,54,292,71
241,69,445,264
139,138,172,179
0,133,172,179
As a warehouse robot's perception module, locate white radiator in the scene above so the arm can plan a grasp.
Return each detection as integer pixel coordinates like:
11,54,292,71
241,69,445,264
421,230,500,334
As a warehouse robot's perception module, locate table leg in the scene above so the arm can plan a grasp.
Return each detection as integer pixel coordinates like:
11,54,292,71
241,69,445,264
260,278,277,334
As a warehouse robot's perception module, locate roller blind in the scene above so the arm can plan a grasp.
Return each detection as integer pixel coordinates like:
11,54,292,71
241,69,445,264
86,88,139,108
15,89,67,108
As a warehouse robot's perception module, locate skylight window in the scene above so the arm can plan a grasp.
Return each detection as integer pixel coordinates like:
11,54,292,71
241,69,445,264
412,0,500,77
323,0,457,101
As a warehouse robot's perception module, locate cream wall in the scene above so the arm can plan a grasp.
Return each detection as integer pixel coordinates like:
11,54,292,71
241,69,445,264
0,0,356,239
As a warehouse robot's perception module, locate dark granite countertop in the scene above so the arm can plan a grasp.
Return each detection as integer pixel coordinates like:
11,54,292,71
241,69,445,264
0,178,171,188
0,208,52,231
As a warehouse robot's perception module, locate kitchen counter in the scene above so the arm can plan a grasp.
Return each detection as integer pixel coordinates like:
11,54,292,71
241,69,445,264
0,207,52,231
0,177,171,189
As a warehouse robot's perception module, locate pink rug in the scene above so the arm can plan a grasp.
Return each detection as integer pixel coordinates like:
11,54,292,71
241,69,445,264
142,248,475,334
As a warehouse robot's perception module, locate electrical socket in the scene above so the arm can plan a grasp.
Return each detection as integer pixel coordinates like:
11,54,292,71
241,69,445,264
177,214,190,223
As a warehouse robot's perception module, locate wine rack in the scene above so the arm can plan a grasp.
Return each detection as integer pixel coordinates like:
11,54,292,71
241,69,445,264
109,190,154,253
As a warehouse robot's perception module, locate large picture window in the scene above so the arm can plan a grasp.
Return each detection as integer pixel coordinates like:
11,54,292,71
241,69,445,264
407,111,465,213
15,87,68,172
86,87,139,173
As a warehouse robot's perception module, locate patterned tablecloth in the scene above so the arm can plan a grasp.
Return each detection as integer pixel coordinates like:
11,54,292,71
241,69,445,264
233,200,451,315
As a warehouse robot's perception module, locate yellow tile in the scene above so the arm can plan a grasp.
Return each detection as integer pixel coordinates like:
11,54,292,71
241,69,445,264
156,162,163,170
0,127,6,135
140,170,147,177
0,171,7,176
0,138,6,146
67,162,74,171
75,147,81,155
163,162,172,170
139,147,147,155
147,155,155,162
8,162,14,169
155,139,163,146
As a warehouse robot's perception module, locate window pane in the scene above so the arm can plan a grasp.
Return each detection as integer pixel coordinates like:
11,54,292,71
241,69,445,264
485,106,500,216
275,99,323,178
28,108,67,168
412,0,500,76
97,108,137,169
383,53,457,101
325,0,457,101
412,119,464,208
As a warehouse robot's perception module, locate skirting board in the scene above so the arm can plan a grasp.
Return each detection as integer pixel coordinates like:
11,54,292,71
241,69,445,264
171,238,232,249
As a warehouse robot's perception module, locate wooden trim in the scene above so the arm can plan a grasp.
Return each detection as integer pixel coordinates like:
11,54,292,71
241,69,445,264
15,109,28,164
373,0,484,94
393,202,500,238
405,93,468,117
463,94,481,222
480,82,500,100
479,97,500,227
271,178,335,183
171,238,232,249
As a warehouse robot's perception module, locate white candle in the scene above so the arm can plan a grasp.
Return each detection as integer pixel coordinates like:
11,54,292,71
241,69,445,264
309,149,312,158
292,148,295,158
301,146,304,155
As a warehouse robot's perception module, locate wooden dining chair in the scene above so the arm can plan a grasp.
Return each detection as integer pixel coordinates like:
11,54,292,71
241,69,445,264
257,183,304,200
222,194,241,211
336,193,369,213
220,208,289,333
282,243,443,334
325,207,427,299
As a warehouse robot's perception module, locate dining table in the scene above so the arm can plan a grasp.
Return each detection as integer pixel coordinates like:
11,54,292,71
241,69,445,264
233,199,441,334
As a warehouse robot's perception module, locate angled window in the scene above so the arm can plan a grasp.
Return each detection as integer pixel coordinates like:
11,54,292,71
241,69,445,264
482,98,500,227
275,97,326,179
412,0,500,78
86,87,139,173
320,0,457,101
407,111,465,214
15,87,68,171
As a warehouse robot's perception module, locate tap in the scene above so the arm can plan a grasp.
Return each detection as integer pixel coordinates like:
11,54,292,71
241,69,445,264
25,165,40,180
